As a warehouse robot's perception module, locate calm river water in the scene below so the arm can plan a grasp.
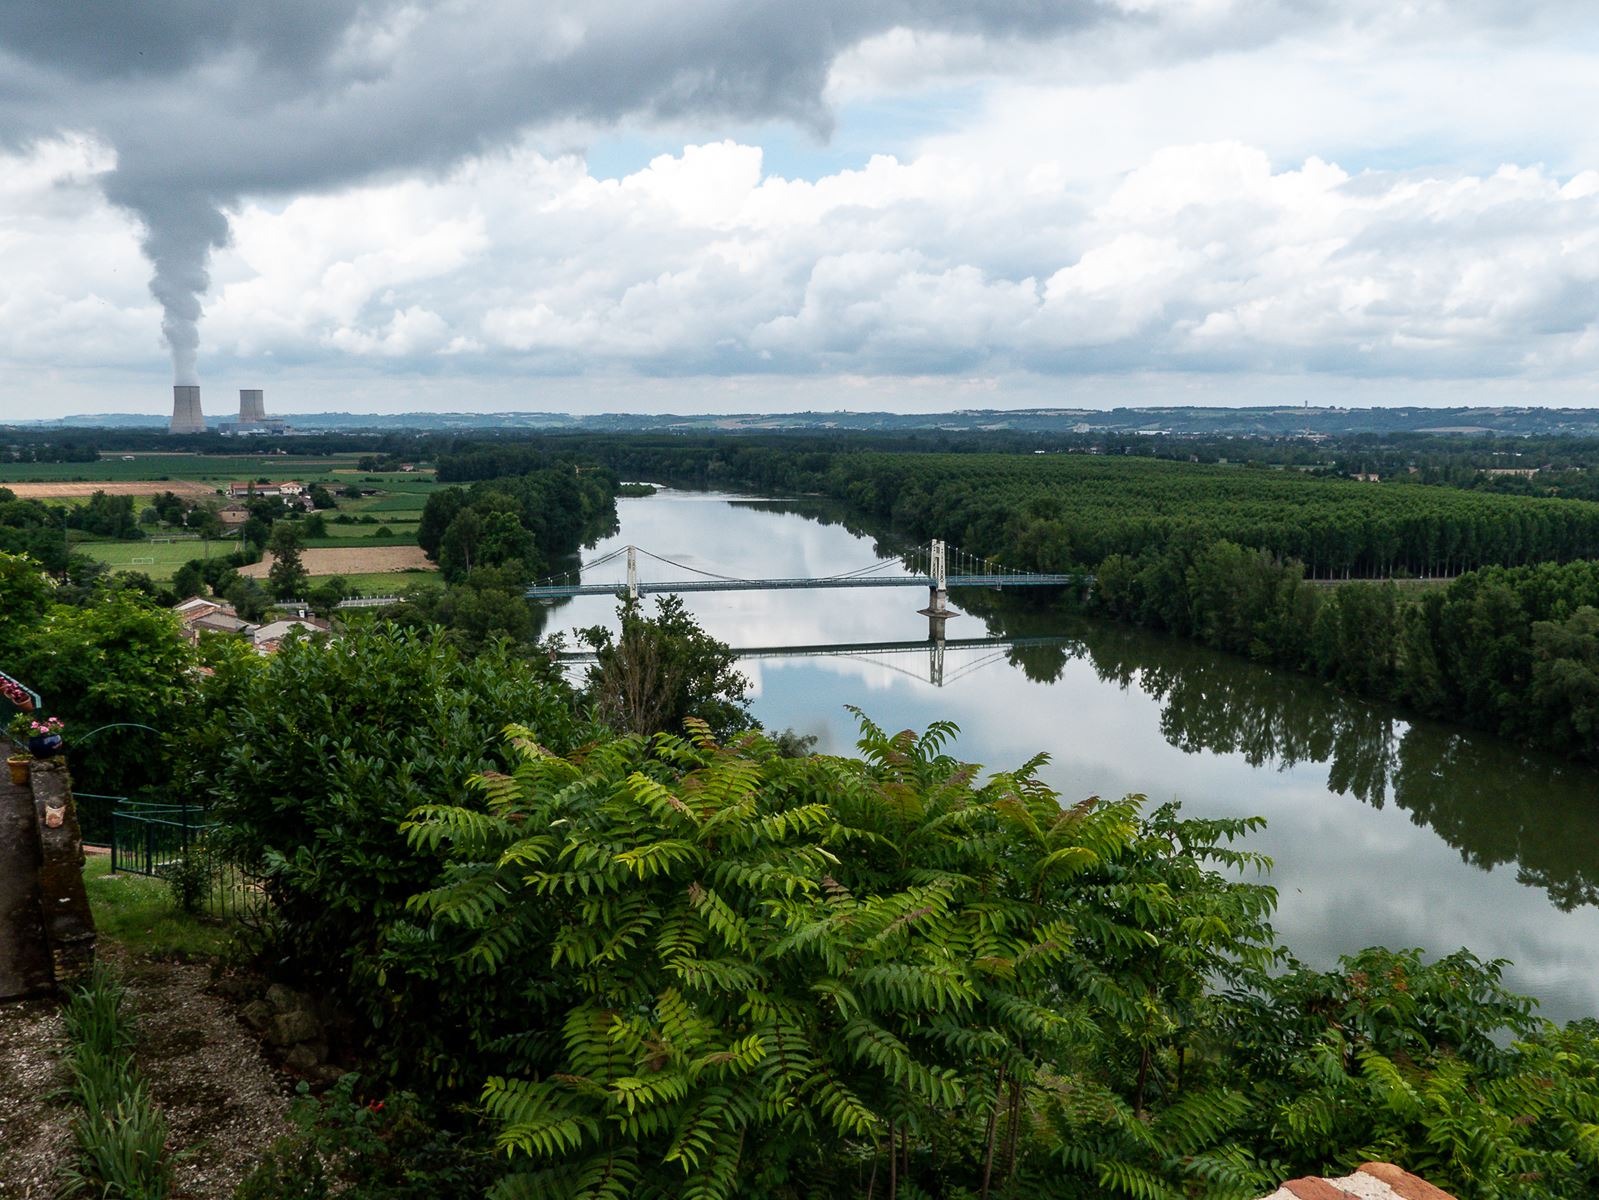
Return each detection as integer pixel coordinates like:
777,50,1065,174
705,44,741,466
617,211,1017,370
537,489,1599,1023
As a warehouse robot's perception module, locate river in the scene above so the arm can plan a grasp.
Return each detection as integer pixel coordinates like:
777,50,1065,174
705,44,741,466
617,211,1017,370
536,488,1599,1024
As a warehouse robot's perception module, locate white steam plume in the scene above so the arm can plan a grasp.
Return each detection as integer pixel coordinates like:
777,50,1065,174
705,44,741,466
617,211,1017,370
104,181,232,386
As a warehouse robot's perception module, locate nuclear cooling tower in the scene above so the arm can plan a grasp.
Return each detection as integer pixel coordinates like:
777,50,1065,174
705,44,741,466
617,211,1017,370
169,385,205,434
239,389,266,424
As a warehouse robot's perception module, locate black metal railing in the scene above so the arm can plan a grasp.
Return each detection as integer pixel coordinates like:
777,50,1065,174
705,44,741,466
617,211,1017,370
110,802,207,875
109,802,263,920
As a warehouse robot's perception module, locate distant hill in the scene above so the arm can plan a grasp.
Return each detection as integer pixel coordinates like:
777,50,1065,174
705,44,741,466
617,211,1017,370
17,405,1599,436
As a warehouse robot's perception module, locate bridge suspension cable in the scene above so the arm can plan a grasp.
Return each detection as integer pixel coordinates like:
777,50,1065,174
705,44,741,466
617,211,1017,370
634,546,912,586
530,544,632,588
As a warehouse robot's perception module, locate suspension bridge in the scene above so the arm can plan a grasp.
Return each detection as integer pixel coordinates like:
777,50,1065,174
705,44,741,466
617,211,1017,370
524,540,1085,613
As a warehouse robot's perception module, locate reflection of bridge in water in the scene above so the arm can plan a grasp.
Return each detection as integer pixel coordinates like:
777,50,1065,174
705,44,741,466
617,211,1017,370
556,633,1077,688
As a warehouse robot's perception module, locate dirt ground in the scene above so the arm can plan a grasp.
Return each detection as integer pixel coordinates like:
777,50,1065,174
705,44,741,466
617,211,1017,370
0,481,220,500
0,949,293,1200
239,545,435,577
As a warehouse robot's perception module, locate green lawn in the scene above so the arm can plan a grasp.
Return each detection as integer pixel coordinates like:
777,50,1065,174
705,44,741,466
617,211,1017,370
84,856,235,960
79,538,236,581
336,570,444,595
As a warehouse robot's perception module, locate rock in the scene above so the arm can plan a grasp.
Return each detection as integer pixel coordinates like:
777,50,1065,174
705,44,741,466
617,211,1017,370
311,1064,348,1085
283,1044,319,1072
265,983,302,1013
240,999,274,1031
266,1010,322,1047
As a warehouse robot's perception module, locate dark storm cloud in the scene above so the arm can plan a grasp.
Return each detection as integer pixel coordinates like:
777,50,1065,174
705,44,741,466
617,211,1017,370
0,0,1126,379
5,0,1566,383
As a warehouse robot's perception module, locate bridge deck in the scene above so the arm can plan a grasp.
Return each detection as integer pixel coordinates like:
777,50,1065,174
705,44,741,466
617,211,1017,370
526,572,1083,599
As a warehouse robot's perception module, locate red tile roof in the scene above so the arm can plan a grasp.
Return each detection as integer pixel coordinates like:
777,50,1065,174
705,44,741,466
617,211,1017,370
1263,1163,1457,1200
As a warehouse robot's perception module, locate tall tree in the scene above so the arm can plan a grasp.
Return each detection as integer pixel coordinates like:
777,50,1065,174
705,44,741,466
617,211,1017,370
580,596,751,738
267,522,310,599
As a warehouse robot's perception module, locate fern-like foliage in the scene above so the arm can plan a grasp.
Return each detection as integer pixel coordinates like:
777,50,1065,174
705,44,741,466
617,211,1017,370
404,717,1599,1200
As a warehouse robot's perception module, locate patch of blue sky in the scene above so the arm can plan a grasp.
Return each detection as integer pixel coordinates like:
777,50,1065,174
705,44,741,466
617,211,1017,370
579,85,988,184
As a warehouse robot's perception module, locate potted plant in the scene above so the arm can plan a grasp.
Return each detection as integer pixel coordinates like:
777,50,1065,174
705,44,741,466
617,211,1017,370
24,716,65,759
6,713,33,786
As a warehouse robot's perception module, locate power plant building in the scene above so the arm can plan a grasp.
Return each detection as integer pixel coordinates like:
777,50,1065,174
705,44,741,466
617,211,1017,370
169,385,205,434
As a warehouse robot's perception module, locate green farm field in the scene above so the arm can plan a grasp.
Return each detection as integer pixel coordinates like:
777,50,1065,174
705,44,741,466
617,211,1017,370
0,452,366,483
347,491,432,514
306,532,420,549
312,519,421,540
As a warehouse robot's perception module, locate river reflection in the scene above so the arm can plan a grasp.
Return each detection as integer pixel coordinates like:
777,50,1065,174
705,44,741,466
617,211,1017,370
540,489,1599,1021
1033,615,1599,915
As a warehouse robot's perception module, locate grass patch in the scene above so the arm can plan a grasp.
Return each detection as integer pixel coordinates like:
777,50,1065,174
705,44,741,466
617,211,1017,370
78,540,235,581
333,569,445,595
84,857,233,961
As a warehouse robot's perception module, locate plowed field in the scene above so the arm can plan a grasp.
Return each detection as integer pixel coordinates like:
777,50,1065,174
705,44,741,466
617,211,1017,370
1,480,219,499
239,545,434,577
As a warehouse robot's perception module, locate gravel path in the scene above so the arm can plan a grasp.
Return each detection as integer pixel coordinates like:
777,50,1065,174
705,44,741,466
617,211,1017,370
0,952,294,1200
117,950,294,1199
0,997,71,1200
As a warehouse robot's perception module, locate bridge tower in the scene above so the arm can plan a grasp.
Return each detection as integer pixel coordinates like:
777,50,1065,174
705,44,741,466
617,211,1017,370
919,538,953,642
626,545,639,602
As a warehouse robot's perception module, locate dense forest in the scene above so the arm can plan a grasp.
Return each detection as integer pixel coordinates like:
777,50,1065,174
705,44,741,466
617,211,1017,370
396,460,619,647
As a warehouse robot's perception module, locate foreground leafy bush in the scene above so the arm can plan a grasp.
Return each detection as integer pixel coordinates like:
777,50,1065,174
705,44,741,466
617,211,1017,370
398,719,1599,1200
187,623,593,1084
401,717,1270,1197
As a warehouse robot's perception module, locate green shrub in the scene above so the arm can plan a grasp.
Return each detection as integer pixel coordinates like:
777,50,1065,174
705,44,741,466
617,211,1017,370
233,1075,494,1200
184,623,593,1090
60,1086,174,1200
164,845,211,916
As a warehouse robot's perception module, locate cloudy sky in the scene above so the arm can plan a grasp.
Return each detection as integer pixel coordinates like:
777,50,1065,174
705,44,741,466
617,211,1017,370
4,1,1599,418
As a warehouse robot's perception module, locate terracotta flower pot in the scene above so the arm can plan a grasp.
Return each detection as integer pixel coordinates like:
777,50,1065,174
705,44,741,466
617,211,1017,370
7,756,30,787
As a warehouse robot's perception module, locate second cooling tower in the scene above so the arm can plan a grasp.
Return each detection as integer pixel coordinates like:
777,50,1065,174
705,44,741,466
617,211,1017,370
239,389,266,424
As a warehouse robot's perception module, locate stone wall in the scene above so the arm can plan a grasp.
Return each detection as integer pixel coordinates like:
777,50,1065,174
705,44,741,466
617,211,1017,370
0,757,96,1000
